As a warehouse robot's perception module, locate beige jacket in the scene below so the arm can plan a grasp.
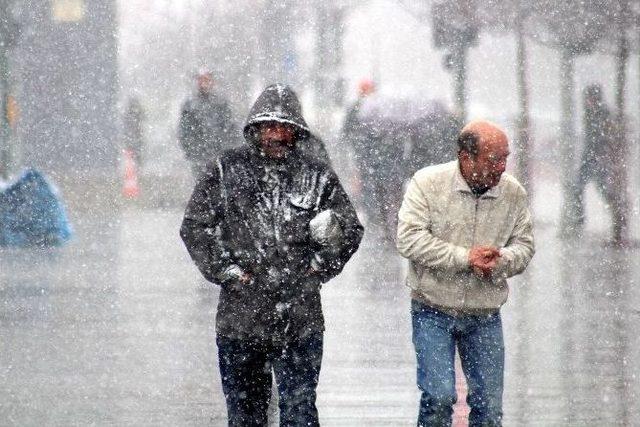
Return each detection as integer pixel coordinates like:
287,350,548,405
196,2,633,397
397,161,534,313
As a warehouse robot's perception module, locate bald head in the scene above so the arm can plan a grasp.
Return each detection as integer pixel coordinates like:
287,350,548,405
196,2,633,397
457,120,510,191
457,120,507,156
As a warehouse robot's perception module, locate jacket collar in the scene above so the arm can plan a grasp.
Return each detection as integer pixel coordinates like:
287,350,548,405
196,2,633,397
453,160,502,199
248,146,302,173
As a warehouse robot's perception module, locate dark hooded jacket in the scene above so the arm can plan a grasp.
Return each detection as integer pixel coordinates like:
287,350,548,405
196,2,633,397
180,84,363,341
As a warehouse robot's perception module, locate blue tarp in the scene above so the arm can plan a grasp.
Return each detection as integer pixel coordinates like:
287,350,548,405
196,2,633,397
0,169,72,247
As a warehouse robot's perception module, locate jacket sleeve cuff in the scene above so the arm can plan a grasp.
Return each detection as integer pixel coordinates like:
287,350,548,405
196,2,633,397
310,253,326,271
493,248,512,278
216,264,245,282
455,246,471,271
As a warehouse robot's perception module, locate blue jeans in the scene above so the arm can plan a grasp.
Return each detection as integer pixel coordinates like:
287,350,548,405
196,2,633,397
216,332,323,427
411,300,504,427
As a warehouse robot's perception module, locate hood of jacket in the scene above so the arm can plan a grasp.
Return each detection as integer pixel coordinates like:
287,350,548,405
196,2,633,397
243,84,311,147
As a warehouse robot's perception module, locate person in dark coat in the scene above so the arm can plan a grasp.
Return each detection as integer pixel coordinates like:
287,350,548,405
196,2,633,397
408,101,460,175
342,79,376,197
178,69,238,179
180,83,364,426
343,84,409,241
122,96,146,167
576,84,629,243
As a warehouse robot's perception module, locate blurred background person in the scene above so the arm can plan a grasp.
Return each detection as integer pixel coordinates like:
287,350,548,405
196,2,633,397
342,81,461,244
407,100,460,175
122,96,146,167
342,78,376,202
576,84,629,244
178,68,238,180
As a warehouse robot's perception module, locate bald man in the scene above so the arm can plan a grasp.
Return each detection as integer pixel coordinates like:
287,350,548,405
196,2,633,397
397,121,535,426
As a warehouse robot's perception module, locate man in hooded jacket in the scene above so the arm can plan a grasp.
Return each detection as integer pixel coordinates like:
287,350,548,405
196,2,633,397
180,84,363,426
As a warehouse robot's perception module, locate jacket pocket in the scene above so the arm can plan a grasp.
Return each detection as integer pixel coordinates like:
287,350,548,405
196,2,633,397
283,197,316,243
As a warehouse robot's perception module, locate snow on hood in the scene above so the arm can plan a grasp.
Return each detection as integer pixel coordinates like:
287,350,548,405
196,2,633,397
243,84,311,146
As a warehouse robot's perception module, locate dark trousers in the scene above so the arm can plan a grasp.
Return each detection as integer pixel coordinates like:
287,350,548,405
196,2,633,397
217,332,323,427
576,160,629,242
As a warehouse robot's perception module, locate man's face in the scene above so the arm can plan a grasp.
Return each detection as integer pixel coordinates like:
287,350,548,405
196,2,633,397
585,94,600,109
258,122,296,159
464,133,510,189
197,74,214,94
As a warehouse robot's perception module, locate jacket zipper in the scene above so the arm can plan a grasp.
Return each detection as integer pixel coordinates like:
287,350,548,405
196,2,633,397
462,196,480,310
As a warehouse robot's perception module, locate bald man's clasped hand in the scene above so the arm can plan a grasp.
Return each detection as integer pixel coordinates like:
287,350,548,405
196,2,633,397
469,246,501,279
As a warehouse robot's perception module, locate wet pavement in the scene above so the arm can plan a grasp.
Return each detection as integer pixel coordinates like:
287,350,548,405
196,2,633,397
1,199,639,425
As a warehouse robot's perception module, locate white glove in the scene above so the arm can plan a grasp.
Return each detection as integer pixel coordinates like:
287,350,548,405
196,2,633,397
217,264,247,282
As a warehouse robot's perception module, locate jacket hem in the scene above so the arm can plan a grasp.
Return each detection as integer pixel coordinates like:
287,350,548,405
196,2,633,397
410,290,500,317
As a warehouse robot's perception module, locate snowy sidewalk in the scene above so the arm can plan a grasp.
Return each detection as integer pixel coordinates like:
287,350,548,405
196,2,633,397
0,197,638,425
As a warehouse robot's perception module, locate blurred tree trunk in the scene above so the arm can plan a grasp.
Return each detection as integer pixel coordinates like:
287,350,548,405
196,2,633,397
0,0,14,179
1,2,7,179
559,47,579,236
260,0,295,86
614,1,629,157
451,45,468,121
314,5,330,111
431,1,479,123
314,4,344,131
0,48,9,180
515,6,531,194
612,2,630,242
